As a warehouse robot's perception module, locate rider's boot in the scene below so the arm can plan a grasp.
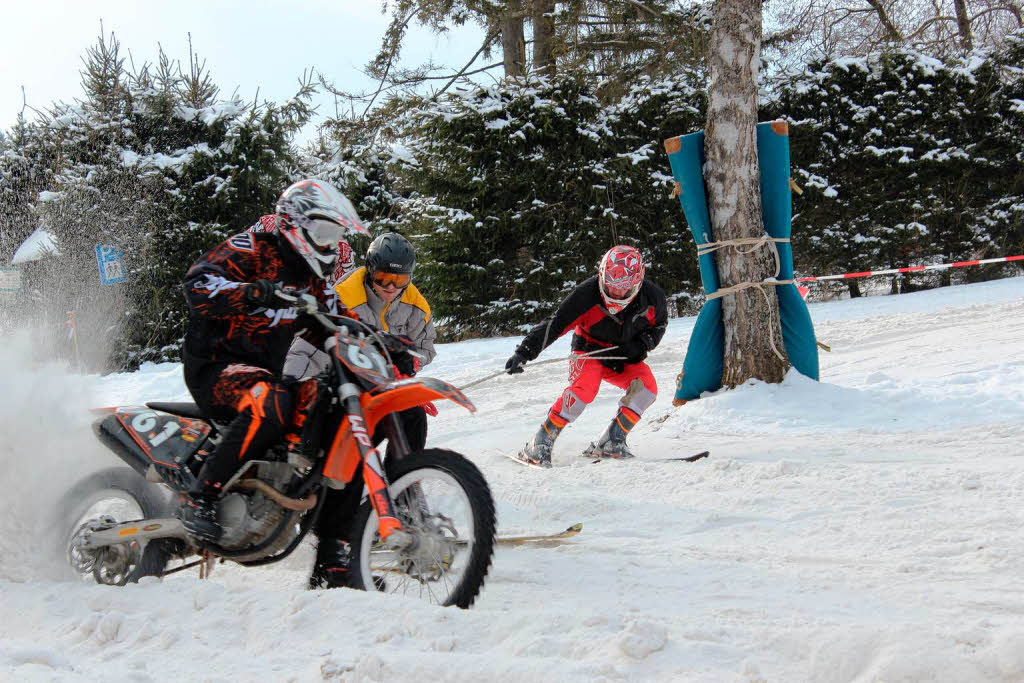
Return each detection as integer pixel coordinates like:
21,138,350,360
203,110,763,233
516,414,565,468
309,537,387,590
584,408,639,459
177,488,222,542
309,537,355,589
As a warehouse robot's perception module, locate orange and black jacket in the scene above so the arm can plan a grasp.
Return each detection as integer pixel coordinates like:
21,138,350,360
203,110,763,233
515,275,668,364
182,224,337,376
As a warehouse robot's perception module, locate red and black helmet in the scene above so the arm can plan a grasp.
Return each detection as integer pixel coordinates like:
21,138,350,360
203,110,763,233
276,179,369,279
598,245,645,312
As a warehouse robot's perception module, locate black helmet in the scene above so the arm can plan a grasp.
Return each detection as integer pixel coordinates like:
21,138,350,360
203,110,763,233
366,233,416,276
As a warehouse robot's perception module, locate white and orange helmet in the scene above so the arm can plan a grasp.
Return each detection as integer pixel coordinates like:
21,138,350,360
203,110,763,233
276,179,369,279
598,245,645,312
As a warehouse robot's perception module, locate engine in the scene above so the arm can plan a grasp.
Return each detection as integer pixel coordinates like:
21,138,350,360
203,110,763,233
216,461,304,560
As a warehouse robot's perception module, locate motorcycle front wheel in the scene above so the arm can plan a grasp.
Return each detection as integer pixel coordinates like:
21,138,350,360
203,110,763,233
348,448,496,608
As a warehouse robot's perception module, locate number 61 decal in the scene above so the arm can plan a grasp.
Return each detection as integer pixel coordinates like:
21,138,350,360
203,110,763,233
130,412,181,447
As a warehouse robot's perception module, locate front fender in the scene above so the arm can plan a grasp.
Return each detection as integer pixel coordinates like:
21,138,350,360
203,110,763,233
362,376,475,435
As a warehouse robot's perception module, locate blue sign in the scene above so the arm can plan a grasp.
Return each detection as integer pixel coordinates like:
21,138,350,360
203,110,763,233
95,245,127,285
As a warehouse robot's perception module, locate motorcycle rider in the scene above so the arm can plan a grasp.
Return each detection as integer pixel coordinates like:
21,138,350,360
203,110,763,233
284,232,438,589
505,245,667,467
178,178,372,543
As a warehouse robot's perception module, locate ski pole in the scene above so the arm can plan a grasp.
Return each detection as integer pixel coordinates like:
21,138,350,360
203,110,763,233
457,347,626,392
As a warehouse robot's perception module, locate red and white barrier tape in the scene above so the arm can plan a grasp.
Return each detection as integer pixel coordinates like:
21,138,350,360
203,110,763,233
798,254,1024,282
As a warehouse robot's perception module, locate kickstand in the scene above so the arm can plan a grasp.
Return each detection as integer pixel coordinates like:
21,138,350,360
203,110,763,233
198,551,217,579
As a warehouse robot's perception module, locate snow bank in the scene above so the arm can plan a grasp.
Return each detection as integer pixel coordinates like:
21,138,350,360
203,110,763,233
11,228,59,265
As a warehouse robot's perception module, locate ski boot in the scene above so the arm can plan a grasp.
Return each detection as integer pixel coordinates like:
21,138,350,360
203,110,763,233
583,408,639,460
176,492,222,542
515,415,565,469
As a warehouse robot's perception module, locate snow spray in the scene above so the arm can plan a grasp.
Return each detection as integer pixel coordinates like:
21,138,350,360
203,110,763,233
0,331,109,581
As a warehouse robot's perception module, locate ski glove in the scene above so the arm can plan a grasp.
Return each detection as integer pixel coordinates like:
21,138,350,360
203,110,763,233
505,352,527,375
638,329,659,352
245,280,290,309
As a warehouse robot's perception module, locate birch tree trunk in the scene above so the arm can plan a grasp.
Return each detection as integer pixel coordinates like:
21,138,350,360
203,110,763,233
704,0,789,387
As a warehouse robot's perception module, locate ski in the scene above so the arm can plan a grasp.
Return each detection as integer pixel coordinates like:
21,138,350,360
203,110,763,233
588,450,710,463
450,522,582,548
652,450,710,463
374,523,583,560
503,452,551,469
493,522,583,546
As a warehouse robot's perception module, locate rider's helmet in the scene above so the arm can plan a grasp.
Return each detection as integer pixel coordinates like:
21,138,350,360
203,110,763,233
365,233,416,291
598,245,645,312
276,179,369,279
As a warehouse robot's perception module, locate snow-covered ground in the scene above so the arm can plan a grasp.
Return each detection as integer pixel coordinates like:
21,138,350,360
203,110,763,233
2,276,1024,681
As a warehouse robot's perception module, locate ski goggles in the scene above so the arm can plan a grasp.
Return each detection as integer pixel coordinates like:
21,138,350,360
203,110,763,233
371,271,412,290
604,282,636,300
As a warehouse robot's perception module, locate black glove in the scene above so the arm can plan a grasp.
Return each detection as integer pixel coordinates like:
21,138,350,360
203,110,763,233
638,329,658,352
392,349,417,377
632,312,652,331
245,280,289,309
505,351,527,375
382,333,414,355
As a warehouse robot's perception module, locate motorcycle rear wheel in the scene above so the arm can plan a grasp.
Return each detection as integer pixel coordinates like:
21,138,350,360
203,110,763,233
348,449,496,608
57,466,171,585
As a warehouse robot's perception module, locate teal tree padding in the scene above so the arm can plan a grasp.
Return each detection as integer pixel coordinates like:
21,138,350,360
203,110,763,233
757,122,819,385
664,131,724,401
664,121,819,402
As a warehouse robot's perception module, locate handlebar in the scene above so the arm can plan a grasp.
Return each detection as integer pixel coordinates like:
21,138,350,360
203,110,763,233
272,288,424,362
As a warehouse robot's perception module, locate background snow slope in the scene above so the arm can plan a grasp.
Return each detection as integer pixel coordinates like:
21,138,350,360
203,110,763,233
1,277,1023,682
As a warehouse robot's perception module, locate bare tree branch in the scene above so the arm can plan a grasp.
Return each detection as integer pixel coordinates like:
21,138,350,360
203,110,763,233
432,30,501,100
616,0,663,19
865,0,903,41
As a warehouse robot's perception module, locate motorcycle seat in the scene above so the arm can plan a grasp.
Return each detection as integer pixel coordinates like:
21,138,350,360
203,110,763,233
146,401,207,420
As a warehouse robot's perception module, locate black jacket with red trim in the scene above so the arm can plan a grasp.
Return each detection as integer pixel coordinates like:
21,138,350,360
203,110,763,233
515,275,668,365
182,225,338,376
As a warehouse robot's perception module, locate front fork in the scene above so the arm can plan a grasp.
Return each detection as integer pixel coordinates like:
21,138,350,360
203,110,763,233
336,381,407,544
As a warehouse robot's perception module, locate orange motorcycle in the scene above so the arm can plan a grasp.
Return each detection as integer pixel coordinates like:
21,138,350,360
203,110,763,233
60,292,496,608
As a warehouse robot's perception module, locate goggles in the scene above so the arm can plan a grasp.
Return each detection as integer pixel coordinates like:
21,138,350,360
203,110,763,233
604,282,636,300
371,271,412,290
305,218,346,252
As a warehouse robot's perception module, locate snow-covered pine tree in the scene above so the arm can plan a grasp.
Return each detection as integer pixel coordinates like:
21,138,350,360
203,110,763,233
987,30,1024,264
0,116,57,265
6,30,315,369
386,75,609,337
774,41,1023,294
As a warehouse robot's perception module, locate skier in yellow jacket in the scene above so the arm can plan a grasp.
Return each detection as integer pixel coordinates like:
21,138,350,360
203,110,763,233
284,233,438,588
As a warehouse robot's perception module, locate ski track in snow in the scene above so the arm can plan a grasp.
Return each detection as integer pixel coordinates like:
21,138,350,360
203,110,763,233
2,277,1024,681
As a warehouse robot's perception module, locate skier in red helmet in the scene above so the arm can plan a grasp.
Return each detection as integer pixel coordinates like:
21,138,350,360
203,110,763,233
505,245,668,467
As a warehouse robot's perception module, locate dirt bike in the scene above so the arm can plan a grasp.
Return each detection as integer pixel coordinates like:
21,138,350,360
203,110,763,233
59,291,496,608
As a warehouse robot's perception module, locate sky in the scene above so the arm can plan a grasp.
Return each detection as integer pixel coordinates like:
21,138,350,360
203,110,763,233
1,0,487,140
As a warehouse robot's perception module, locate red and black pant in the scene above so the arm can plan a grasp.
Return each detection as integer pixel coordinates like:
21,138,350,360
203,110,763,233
185,362,298,494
